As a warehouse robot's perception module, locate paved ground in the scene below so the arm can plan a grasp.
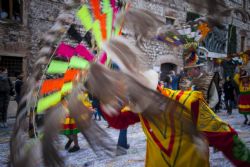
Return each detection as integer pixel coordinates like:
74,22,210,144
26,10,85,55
7,100,17,118
0,107,250,167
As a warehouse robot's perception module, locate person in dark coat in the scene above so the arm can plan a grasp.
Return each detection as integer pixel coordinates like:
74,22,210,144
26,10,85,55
223,76,235,115
0,67,14,128
90,95,102,121
14,73,23,105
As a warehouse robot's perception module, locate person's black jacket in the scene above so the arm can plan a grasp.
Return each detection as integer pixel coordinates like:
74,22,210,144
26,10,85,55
223,81,235,100
15,79,23,103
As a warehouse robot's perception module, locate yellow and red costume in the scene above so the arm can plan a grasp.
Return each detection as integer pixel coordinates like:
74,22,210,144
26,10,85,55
101,88,250,167
234,73,250,115
62,94,93,135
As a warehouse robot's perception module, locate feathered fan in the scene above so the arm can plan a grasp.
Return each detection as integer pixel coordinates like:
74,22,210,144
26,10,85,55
10,0,126,166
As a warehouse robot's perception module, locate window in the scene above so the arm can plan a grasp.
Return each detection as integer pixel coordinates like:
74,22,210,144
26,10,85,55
165,16,175,25
241,36,245,51
0,0,22,23
229,0,242,4
243,0,246,9
0,56,23,77
186,12,200,22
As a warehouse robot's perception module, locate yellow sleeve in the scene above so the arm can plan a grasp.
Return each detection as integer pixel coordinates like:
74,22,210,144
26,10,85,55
196,99,231,133
233,74,240,86
121,106,131,112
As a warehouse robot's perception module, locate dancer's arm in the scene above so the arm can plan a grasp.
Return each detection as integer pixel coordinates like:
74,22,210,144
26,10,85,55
192,99,250,166
100,105,140,129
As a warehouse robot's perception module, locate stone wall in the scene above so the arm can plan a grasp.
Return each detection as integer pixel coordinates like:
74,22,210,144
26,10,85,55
0,0,64,74
27,0,64,73
131,0,250,70
0,24,29,57
129,0,186,71
0,0,30,57
1,0,250,75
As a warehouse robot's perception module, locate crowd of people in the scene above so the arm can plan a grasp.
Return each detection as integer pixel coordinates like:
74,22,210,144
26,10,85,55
159,63,250,125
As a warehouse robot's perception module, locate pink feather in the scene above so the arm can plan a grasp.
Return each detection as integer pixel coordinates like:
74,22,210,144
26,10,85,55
100,52,107,64
110,0,116,10
56,42,75,58
75,44,95,62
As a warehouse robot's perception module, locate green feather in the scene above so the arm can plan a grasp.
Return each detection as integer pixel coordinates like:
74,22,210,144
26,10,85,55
77,5,93,31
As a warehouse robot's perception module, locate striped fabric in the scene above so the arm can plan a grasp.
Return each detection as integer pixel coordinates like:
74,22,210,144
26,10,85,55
61,95,92,135
238,94,250,114
62,115,80,135
234,74,250,115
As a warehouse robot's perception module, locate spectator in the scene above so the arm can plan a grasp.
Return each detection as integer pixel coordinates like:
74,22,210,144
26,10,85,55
0,10,8,19
15,73,23,105
213,72,222,113
0,67,14,128
169,70,180,90
223,77,235,115
164,75,172,89
110,62,130,155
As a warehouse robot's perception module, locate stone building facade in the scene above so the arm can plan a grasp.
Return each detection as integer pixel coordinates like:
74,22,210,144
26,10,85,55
0,0,64,77
0,0,30,77
130,0,250,76
0,0,249,77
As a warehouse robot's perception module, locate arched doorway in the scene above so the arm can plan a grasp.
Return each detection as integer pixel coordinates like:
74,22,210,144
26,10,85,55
160,63,177,81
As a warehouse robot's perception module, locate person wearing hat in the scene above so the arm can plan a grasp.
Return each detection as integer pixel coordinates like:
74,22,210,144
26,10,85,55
181,47,219,110
233,68,250,125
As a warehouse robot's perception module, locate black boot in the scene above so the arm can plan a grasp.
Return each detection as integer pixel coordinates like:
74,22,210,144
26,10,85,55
244,115,248,125
68,145,80,153
65,139,73,150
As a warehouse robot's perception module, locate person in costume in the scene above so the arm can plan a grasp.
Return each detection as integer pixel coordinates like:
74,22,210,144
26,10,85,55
63,111,80,152
62,93,93,152
182,47,219,110
233,68,250,125
99,85,250,166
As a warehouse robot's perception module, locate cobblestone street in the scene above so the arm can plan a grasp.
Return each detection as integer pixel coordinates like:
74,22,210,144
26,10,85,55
0,107,250,167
